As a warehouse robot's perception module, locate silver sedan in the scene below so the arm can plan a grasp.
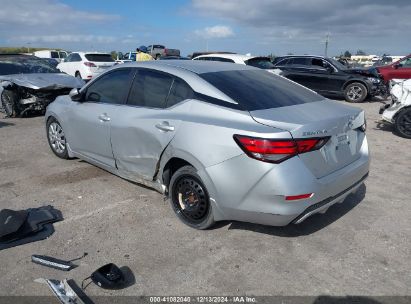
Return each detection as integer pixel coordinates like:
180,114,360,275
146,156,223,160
45,60,369,229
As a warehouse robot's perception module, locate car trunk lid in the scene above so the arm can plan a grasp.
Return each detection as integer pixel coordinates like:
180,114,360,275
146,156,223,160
249,100,365,178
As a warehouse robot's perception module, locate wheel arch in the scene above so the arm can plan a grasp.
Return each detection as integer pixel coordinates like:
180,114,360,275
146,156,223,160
343,79,369,91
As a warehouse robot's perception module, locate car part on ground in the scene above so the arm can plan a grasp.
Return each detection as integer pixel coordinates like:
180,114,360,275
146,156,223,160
0,54,84,117
31,255,77,271
81,263,131,290
273,55,384,102
380,79,411,138
45,60,369,229
0,205,63,250
37,278,93,304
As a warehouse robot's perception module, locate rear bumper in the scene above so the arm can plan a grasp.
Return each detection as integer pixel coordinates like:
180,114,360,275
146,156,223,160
205,136,370,226
292,173,368,224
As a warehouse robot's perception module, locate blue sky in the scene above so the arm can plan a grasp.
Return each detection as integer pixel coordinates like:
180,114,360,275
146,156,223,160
0,0,410,57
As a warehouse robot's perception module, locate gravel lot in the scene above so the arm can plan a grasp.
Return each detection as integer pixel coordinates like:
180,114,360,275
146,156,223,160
0,100,410,299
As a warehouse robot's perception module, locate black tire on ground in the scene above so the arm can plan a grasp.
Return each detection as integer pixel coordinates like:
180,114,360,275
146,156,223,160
46,117,69,159
1,89,18,117
169,165,215,229
344,82,368,103
394,108,411,139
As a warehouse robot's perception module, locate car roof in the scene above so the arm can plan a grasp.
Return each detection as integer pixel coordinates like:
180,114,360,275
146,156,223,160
72,52,111,55
118,59,257,74
194,53,257,62
277,55,327,59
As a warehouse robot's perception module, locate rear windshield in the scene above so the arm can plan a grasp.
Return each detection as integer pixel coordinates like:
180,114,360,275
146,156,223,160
200,70,324,111
85,54,114,62
245,57,276,69
0,56,60,75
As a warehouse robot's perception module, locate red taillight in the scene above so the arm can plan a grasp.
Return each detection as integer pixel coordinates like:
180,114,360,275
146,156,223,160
285,193,314,201
83,62,96,67
234,135,329,163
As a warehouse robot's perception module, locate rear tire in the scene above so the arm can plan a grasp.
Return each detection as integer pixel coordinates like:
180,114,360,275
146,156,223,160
344,82,367,103
394,108,411,139
156,54,161,60
169,165,215,229
1,89,18,117
75,71,82,80
46,117,69,159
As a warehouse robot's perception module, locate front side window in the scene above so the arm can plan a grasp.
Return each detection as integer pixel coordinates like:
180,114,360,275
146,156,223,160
85,69,133,104
200,70,324,111
127,69,174,108
400,57,411,67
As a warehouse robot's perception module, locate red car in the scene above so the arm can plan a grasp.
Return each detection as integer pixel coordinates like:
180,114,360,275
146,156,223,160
377,54,411,83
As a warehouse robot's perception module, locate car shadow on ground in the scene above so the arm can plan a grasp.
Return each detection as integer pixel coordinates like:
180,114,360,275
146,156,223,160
0,121,14,128
222,184,366,237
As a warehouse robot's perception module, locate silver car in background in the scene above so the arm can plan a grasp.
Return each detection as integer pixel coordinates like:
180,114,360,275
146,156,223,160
45,60,369,229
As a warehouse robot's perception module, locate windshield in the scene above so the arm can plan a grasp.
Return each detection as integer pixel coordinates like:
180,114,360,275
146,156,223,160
0,55,61,75
245,57,276,69
328,58,348,70
200,70,324,111
85,54,114,62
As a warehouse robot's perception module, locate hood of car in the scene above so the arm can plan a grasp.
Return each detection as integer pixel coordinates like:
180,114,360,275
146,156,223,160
345,67,379,78
0,73,85,90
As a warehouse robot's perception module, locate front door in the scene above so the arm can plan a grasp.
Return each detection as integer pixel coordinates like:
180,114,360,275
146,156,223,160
65,68,135,167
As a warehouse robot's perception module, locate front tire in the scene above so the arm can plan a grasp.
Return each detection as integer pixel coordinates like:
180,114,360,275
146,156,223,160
344,82,367,103
169,165,215,229
1,89,18,117
47,117,69,159
394,108,411,139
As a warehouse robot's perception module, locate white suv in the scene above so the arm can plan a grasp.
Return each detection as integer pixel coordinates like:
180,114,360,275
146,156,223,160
57,52,116,81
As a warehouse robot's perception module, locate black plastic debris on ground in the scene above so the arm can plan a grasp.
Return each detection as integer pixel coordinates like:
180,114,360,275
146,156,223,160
0,205,63,250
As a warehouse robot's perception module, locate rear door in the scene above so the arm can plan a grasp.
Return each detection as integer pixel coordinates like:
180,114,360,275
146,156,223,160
110,69,192,180
66,68,135,167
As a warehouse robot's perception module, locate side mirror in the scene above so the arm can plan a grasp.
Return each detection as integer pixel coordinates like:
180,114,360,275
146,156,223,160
69,88,82,101
393,64,401,69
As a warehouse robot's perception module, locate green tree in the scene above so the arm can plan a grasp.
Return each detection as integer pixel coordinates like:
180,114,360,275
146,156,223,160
344,50,352,58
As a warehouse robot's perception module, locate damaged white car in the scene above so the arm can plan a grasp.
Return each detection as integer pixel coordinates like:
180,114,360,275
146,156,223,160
380,79,411,138
0,54,84,117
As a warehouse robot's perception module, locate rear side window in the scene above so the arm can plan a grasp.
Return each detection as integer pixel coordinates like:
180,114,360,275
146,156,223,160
85,69,134,104
85,54,114,62
290,57,309,65
71,53,82,62
127,69,173,108
166,78,194,108
200,70,324,111
51,51,59,59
